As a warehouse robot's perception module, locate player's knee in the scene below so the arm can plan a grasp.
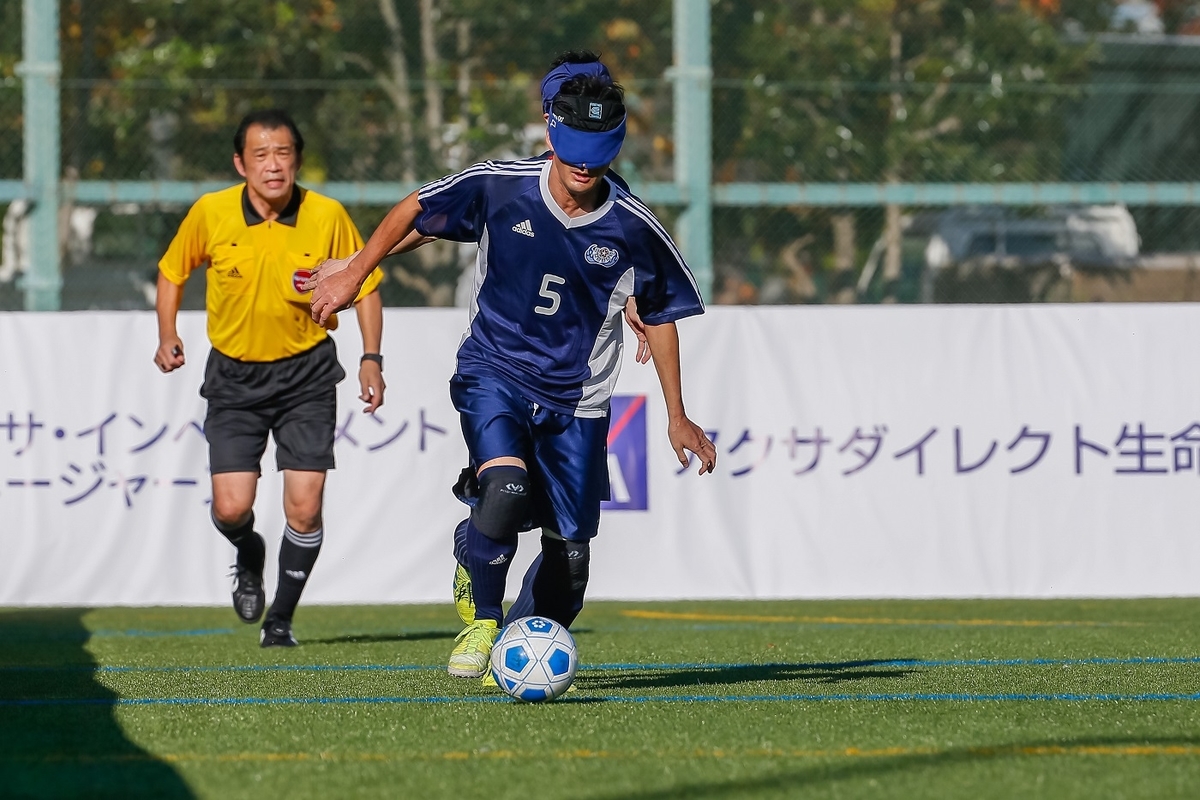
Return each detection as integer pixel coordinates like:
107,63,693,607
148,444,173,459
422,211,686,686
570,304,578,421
210,499,252,530
282,494,322,532
471,465,531,541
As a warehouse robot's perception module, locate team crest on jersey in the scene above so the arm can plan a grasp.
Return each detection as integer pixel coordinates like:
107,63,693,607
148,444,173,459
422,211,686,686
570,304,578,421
584,244,619,268
292,269,311,294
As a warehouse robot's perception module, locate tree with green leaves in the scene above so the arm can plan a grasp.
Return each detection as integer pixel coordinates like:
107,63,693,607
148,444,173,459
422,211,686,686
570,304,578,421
721,0,1091,300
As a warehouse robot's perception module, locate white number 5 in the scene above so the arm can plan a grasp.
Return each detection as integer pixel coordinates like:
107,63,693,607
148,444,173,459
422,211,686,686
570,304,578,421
535,274,566,316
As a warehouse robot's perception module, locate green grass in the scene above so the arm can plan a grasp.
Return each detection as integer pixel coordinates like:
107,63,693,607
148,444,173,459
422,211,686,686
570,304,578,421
2,599,1199,799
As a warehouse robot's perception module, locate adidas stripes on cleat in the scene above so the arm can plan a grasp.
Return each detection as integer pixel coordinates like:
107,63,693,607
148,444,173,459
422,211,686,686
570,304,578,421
448,619,498,678
453,563,475,626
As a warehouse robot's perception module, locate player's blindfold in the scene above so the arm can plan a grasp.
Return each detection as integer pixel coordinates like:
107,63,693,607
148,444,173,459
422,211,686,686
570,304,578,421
547,95,627,169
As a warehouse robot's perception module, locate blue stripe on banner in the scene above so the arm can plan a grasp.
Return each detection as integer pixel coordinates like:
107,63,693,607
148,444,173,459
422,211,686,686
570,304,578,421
4,692,1200,708
3,655,1200,674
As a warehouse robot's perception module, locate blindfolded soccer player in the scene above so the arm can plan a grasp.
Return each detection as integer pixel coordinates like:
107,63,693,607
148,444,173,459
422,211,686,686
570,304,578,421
445,51,653,647
308,69,717,685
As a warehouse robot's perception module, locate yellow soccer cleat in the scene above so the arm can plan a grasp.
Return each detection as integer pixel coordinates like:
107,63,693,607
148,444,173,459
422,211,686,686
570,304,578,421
452,563,475,626
447,619,498,678
481,667,499,688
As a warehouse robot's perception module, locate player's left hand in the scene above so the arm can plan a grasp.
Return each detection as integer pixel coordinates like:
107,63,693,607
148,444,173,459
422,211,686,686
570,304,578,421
310,261,363,326
668,416,717,475
358,361,385,414
623,298,652,364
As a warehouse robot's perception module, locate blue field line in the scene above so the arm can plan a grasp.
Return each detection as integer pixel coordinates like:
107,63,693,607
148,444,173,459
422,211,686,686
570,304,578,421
591,656,1200,670
90,628,237,638
3,655,1200,675
5,691,1200,708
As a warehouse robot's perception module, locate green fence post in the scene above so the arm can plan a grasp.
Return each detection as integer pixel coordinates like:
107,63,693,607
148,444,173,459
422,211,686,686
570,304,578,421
18,0,61,311
670,0,713,302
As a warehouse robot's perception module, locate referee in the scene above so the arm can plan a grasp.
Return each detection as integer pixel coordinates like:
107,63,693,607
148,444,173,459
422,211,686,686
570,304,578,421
153,109,385,647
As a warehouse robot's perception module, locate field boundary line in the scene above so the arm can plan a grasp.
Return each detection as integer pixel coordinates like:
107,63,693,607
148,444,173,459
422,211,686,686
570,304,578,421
620,610,1145,627
6,691,1200,708
5,655,1200,673
5,743,1200,764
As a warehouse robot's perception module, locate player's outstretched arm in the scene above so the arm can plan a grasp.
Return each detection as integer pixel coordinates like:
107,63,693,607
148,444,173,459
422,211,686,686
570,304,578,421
354,289,385,414
642,321,716,475
153,271,186,373
302,230,437,293
310,191,424,325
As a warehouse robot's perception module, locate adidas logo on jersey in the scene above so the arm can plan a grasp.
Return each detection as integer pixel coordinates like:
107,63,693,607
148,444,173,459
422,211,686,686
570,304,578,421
228,267,243,278
489,554,510,565
285,570,307,580
511,219,535,237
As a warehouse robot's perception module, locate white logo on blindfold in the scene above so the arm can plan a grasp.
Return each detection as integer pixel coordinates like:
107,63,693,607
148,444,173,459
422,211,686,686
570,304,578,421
589,102,603,120
585,244,619,268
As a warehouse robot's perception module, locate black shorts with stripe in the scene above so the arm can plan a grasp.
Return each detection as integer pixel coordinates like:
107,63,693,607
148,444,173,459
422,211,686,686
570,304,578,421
201,337,346,474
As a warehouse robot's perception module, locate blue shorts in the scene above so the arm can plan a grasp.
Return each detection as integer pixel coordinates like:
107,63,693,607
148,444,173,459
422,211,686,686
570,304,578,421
450,372,609,541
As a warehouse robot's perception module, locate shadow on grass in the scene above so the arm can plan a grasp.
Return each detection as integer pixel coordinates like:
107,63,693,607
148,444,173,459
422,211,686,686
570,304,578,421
305,628,458,645
594,734,1200,799
580,659,920,691
0,608,193,799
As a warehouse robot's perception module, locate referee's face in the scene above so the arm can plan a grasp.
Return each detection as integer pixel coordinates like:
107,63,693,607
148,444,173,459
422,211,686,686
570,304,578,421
234,124,299,207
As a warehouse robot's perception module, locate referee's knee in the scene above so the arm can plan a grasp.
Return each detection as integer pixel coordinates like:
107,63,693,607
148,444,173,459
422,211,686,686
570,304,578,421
210,498,252,530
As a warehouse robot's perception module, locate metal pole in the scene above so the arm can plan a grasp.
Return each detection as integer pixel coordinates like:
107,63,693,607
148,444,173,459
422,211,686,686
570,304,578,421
671,0,713,302
18,0,61,311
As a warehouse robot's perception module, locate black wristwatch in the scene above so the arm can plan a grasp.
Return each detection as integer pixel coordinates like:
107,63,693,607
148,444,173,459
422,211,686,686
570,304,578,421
360,353,383,370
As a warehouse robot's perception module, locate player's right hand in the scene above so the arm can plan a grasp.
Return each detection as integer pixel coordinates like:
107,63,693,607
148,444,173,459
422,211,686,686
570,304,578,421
154,337,186,373
301,252,357,292
310,259,364,326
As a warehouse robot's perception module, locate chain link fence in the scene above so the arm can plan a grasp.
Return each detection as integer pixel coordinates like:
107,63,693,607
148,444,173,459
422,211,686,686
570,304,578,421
2,0,1200,310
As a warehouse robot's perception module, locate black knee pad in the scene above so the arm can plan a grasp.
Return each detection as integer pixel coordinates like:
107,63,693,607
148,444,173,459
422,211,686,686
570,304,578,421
564,540,590,594
471,466,531,541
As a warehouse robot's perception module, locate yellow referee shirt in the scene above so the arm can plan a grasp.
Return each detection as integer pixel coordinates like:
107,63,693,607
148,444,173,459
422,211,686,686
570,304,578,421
159,184,383,362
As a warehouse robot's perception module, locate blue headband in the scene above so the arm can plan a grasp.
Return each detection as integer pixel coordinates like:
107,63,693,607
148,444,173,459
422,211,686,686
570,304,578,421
540,61,612,114
548,112,626,169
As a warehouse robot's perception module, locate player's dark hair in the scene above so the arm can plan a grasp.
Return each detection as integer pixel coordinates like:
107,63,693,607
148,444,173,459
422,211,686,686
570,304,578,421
550,50,603,68
233,109,305,158
552,74,626,132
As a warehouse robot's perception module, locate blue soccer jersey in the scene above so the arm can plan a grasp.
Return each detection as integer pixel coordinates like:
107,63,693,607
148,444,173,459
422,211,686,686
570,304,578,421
416,158,704,418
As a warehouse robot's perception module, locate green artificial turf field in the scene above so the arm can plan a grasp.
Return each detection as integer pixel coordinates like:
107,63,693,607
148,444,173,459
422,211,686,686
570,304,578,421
2,598,1198,799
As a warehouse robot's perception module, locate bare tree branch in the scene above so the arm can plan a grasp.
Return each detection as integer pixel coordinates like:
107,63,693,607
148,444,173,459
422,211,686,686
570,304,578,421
378,0,416,182
918,79,950,119
911,116,961,142
420,0,444,165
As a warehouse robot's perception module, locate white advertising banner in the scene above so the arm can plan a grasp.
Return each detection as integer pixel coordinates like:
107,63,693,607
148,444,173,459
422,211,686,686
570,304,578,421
1,304,1198,606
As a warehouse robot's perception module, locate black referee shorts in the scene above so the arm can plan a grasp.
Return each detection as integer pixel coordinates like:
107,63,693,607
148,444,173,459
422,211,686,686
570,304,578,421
201,337,347,474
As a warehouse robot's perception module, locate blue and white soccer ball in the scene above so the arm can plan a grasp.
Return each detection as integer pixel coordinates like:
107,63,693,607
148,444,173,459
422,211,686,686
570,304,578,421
490,616,578,702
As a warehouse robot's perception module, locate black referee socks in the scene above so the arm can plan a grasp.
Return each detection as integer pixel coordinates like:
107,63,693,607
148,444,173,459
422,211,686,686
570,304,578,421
212,511,266,574
267,524,324,623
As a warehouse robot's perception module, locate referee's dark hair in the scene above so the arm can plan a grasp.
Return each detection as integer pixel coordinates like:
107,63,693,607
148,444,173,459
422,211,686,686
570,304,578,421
233,109,305,158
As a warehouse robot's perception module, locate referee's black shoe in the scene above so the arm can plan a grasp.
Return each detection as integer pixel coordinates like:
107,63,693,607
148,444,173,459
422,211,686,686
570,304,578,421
260,616,298,648
231,564,265,624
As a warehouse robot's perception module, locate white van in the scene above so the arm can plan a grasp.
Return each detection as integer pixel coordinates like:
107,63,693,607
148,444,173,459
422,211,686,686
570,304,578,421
857,205,1140,303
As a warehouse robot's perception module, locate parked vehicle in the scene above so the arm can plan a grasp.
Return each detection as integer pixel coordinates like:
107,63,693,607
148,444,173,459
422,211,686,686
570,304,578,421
857,205,1140,303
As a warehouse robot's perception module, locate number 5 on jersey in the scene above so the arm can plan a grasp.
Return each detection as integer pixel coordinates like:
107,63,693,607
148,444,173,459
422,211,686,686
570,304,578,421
536,274,566,316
